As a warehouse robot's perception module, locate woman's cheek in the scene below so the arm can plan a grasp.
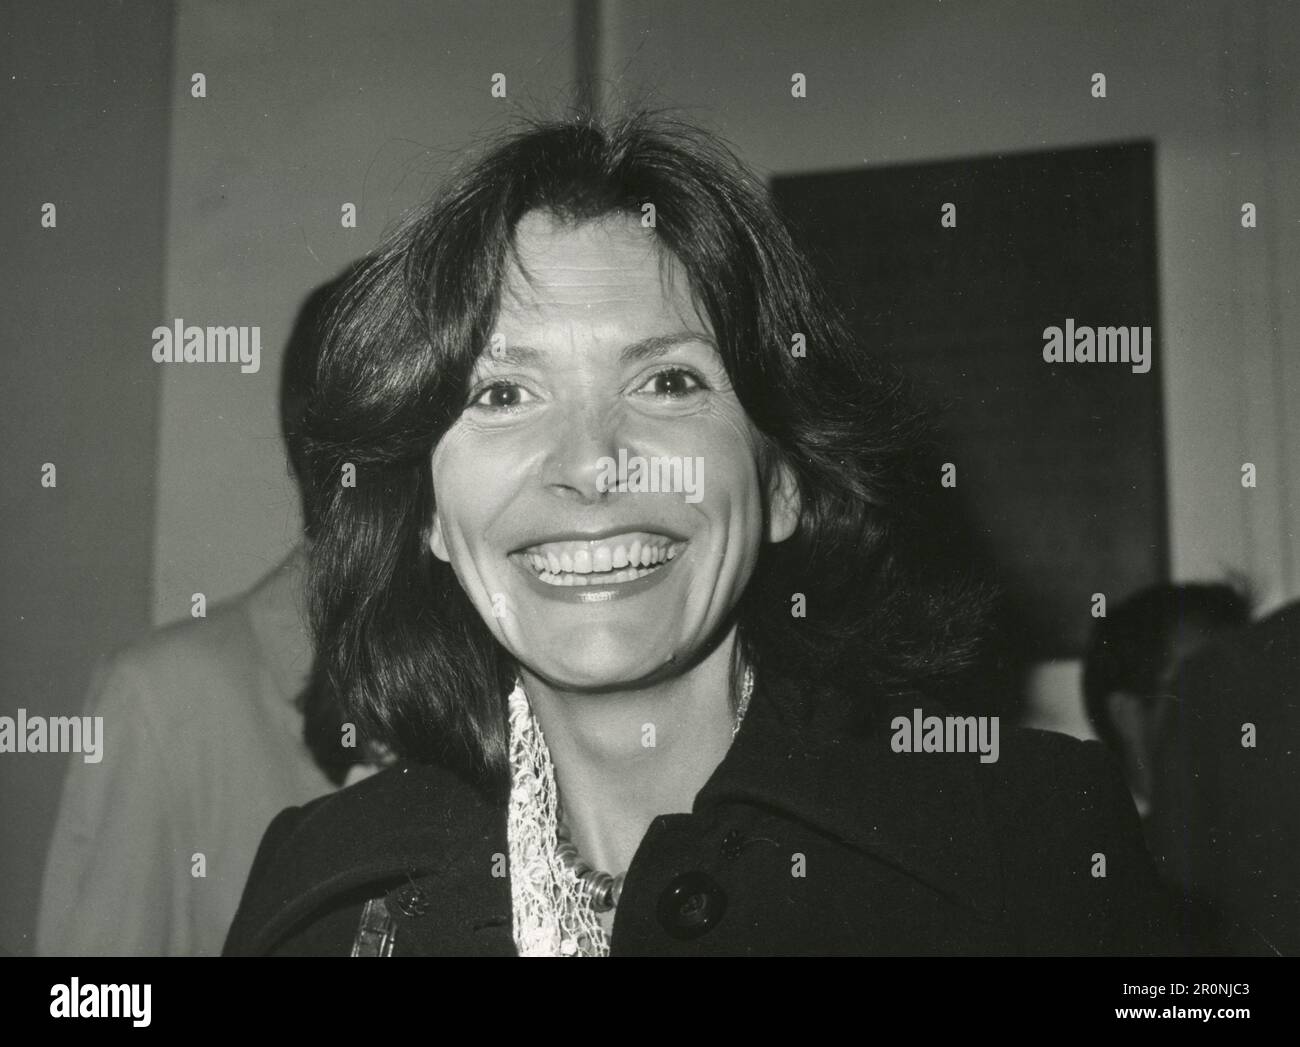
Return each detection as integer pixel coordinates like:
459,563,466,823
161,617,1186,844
435,426,514,503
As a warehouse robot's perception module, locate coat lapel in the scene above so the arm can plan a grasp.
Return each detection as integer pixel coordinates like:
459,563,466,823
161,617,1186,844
695,682,1004,920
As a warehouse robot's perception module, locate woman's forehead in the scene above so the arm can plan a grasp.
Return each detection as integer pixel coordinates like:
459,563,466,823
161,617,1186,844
498,211,704,332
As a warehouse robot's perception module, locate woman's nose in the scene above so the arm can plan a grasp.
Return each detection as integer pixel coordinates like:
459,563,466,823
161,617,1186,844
537,401,630,502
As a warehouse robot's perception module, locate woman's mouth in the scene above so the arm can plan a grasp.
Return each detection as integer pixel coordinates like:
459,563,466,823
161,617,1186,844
511,532,684,588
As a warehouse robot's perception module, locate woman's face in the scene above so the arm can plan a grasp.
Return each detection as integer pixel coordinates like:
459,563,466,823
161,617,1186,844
429,210,800,691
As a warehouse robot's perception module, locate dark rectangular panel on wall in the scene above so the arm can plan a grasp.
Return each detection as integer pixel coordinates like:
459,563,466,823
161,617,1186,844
772,142,1167,657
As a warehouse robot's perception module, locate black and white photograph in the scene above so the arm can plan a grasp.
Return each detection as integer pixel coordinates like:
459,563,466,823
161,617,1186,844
2,0,1297,1027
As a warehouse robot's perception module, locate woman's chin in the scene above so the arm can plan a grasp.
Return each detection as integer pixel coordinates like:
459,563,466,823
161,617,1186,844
515,652,681,694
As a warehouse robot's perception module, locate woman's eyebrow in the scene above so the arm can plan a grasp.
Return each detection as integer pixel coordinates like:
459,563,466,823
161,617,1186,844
618,331,716,364
480,332,715,369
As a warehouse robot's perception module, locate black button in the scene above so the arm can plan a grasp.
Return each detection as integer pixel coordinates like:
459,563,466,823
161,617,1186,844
720,829,745,860
657,871,727,939
389,883,431,918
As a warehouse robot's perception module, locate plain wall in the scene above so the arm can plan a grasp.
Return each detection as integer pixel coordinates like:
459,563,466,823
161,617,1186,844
0,1,174,954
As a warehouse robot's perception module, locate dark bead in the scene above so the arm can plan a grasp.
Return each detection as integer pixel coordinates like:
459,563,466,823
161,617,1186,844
720,829,745,859
656,871,727,939
388,883,431,918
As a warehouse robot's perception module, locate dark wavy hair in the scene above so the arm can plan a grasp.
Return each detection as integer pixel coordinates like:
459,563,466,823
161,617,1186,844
301,109,992,793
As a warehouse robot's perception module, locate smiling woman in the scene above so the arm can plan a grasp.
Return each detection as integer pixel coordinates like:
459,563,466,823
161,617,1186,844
223,110,1182,957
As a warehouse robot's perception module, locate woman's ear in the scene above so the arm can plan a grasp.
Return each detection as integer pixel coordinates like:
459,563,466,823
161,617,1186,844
765,455,802,544
428,512,451,563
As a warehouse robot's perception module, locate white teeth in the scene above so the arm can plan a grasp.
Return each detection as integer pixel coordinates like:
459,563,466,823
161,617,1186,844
518,534,686,586
535,565,660,587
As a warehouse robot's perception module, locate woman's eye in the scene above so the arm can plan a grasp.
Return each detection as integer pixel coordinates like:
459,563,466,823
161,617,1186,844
636,368,705,398
469,381,532,410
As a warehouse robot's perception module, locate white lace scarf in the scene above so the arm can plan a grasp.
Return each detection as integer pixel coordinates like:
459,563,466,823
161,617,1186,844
506,670,753,957
506,678,608,956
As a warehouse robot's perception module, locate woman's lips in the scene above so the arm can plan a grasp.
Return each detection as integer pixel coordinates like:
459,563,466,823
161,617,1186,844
512,531,683,580
509,535,684,603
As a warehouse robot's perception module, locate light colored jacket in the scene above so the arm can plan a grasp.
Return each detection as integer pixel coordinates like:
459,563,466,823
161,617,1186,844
37,547,339,956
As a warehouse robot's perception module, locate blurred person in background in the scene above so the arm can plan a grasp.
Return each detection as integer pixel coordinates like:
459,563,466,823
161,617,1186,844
1083,583,1252,827
1153,599,1300,955
36,273,375,955
1082,581,1252,953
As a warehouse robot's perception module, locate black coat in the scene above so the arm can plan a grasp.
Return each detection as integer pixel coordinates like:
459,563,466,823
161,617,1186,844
224,684,1183,956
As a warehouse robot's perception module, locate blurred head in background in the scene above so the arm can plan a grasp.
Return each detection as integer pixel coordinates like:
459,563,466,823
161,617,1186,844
1083,582,1251,818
